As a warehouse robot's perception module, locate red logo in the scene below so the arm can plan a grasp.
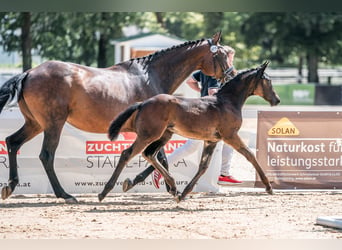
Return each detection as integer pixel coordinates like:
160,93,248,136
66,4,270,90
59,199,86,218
86,133,186,154
86,141,133,154
0,141,6,154
0,141,20,154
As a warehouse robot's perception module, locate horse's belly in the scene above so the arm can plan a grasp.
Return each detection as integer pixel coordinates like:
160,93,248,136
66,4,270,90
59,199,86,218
66,117,110,133
66,98,134,133
171,127,219,141
66,107,120,133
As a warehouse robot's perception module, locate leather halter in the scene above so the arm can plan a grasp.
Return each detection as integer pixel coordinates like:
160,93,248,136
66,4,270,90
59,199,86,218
207,39,234,83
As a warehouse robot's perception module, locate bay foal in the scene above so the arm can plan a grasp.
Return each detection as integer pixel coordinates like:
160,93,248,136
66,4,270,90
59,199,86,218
99,61,280,202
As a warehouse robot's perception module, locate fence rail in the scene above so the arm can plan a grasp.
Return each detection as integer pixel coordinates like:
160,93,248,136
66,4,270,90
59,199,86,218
1,68,342,87
267,68,342,84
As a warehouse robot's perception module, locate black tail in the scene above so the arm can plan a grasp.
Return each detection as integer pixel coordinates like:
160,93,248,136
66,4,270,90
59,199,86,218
0,72,28,113
108,103,141,141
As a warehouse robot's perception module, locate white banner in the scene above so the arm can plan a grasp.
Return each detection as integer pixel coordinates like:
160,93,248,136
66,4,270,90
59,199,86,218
0,108,220,195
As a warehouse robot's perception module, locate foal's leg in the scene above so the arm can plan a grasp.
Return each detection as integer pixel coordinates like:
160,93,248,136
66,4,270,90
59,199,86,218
177,141,217,202
141,131,179,197
40,125,78,203
98,141,149,201
224,134,273,194
122,149,170,192
1,121,42,200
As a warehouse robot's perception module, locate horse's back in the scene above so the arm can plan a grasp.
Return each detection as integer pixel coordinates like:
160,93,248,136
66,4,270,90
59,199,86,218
144,94,180,111
17,61,123,131
140,94,223,140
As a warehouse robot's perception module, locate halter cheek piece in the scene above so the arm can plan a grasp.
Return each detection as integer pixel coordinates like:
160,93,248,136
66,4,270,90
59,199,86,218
210,45,218,53
249,70,265,96
207,39,234,83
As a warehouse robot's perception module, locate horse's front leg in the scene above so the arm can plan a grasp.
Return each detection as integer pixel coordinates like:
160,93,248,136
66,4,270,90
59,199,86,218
177,141,217,202
142,132,179,198
225,135,273,194
122,148,170,193
98,142,145,201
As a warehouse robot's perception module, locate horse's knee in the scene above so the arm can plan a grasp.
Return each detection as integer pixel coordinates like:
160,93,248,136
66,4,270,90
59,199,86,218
5,136,19,154
142,149,155,162
198,163,209,174
39,149,53,166
121,147,133,161
142,148,154,159
156,151,168,166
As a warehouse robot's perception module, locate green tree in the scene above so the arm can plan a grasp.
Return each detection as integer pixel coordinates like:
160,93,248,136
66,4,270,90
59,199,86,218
35,12,136,67
0,12,33,71
241,13,342,83
0,12,140,69
142,12,205,39
202,12,224,36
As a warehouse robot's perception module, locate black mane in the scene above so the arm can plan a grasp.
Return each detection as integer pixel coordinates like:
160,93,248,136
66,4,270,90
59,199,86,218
130,38,206,65
218,67,259,94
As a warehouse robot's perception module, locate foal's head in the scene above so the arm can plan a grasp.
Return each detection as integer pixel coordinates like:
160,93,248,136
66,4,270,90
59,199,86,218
251,61,280,106
199,31,236,83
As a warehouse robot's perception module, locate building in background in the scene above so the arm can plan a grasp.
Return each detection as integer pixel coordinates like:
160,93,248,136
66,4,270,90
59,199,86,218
111,32,185,64
111,32,198,97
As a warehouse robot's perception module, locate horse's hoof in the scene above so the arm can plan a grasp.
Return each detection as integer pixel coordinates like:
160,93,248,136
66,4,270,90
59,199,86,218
174,193,182,203
98,193,105,202
266,187,274,195
122,178,133,192
65,196,78,204
1,186,12,200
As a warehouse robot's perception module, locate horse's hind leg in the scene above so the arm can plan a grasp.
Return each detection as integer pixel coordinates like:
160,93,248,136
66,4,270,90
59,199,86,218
141,131,179,198
39,126,77,203
1,121,42,200
178,141,217,202
224,134,273,194
122,148,170,193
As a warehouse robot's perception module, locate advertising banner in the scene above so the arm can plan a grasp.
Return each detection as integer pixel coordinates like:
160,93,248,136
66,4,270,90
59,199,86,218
256,111,342,189
0,108,221,195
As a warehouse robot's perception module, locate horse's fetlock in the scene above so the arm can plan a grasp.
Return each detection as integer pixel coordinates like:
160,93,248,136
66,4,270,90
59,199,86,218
8,178,19,186
169,188,178,197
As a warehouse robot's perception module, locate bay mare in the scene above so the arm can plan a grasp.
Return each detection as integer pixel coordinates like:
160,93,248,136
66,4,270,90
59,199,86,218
0,32,235,203
99,62,280,202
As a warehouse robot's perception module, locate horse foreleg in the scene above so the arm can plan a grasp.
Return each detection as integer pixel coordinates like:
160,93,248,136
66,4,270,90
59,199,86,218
141,132,178,198
40,128,78,203
2,122,42,200
122,149,170,192
177,141,217,202
225,135,273,194
99,142,143,201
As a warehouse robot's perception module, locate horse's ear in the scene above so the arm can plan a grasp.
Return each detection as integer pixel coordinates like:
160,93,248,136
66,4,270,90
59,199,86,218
262,61,270,69
212,31,222,45
258,61,269,77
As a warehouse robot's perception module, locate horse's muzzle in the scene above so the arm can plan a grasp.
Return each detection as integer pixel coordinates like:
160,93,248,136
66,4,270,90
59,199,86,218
271,95,281,106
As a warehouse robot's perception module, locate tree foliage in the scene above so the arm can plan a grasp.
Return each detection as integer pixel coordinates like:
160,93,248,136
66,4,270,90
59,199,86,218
241,13,342,82
0,12,139,69
1,12,342,83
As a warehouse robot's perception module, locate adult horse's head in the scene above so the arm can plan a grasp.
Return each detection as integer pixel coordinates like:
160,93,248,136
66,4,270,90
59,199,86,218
253,61,280,106
200,31,236,83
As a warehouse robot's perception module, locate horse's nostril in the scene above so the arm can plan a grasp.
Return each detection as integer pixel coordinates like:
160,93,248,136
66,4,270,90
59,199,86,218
272,98,280,106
